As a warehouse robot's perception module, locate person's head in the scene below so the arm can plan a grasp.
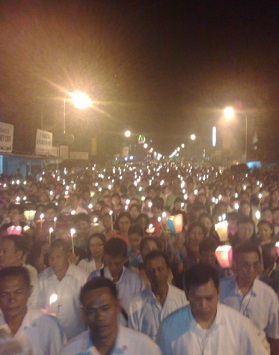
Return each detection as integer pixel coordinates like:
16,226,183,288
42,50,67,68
136,213,150,232
111,193,121,208
0,266,31,320
8,204,22,224
190,202,206,221
199,237,218,267
74,213,91,234
237,216,255,242
128,224,144,254
239,201,252,217
227,212,238,236
233,241,261,286
69,194,81,210
261,207,273,224
140,236,160,260
80,277,119,341
199,214,214,236
104,238,128,281
87,233,106,261
187,222,206,249
48,239,70,276
0,235,27,268
115,212,132,235
270,189,279,203
184,263,220,324
257,220,273,244
45,203,58,222
261,243,277,271
129,203,140,221
144,250,170,288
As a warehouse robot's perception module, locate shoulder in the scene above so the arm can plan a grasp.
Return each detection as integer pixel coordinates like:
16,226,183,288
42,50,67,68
118,326,161,353
254,278,279,303
38,267,53,281
27,309,63,329
168,284,187,298
60,330,90,355
68,263,89,278
123,267,142,282
161,305,190,330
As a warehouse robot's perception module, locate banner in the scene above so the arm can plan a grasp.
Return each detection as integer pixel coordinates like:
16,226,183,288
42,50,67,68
0,122,14,153
35,129,53,155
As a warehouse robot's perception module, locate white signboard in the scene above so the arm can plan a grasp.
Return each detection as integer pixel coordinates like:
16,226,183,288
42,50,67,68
35,129,53,155
0,122,14,153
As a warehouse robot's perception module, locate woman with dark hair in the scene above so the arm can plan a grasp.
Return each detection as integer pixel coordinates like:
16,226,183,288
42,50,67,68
113,211,132,245
78,233,106,274
184,221,207,271
199,213,220,243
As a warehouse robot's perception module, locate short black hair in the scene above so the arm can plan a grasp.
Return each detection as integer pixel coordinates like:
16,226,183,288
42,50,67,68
237,216,254,226
143,250,170,269
1,235,27,256
0,266,30,288
128,224,144,237
80,277,117,305
49,239,71,253
184,263,219,294
104,238,127,258
74,213,90,225
233,240,261,262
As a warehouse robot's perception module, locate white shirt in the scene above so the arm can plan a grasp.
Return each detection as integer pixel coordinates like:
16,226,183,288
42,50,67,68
0,307,65,355
78,258,103,274
60,325,162,355
220,276,279,352
128,284,187,340
24,263,39,309
156,303,268,355
61,205,88,215
38,263,89,340
89,267,143,319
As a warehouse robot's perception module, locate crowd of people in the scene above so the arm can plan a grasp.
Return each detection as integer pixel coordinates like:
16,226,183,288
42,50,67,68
0,162,278,354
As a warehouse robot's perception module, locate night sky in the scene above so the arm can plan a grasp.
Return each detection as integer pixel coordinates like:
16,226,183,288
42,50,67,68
0,0,278,160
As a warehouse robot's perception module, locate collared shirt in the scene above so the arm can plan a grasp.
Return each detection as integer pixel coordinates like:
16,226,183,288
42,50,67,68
128,284,187,340
220,276,279,351
0,307,65,355
88,267,143,317
38,263,89,340
156,303,268,355
23,263,39,309
78,258,103,274
60,325,162,355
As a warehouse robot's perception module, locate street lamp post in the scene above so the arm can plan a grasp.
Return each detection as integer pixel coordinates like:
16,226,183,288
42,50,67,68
224,107,248,162
63,90,92,135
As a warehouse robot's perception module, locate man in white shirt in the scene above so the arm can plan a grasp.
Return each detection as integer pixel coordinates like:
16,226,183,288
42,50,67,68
0,234,38,308
128,250,187,340
60,277,161,355
88,238,143,325
38,239,88,340
156,263,268,355
60,193,88,215
0,266,64,355
220,241,279,355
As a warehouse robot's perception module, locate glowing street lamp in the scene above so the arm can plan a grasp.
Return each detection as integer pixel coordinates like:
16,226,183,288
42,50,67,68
224,106,235,121
63,90,92,134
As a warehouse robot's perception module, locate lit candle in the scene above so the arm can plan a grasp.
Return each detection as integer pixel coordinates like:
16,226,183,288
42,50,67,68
275,242,279,257
53,217,57,228
215,245,233,268
7,225,22,235
49,227,54,246
39,213,44,229
215,220,228,242
70,228,76,256
146,224,155,234
109,210,114,232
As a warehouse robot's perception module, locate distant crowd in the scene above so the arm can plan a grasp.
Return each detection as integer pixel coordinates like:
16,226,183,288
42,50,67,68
0,163,278,354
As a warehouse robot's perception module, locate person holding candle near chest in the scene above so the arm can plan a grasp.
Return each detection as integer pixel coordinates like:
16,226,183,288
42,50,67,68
38,239,88,340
